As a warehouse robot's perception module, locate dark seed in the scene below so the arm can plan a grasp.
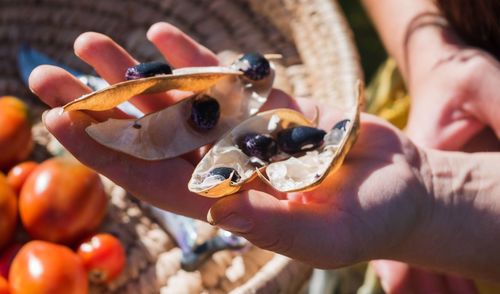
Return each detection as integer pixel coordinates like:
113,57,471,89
277,126,326,154
233,52,270,81
207,167,241,183
190,95,220,131
237,133,278,162
125,61,173,80
333,119,350,131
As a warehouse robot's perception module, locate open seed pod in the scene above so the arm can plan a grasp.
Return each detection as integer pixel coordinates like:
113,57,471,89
189,81,363,197
63,57,275,160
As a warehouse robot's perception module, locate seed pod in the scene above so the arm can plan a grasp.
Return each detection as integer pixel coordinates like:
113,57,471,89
190,81,363,197
64,57,275,160
125,61,173,80
189,109,314,197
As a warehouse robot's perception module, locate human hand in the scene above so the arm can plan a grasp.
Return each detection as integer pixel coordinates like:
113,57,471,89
404,23,500,150
207,108,431,268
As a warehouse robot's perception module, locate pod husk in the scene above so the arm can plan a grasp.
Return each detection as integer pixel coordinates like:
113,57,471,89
83,65,275,160
190,81,363,197
63,67,243,112
188,109,315,197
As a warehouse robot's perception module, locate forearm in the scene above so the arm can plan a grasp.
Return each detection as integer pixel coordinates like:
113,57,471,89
400,149,500,281
361,0,456,86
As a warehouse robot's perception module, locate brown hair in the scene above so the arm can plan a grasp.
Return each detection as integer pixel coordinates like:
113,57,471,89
435,0,500,58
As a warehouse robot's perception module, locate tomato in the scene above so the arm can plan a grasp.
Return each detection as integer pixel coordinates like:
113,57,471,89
0,96,33,171
0,173,16,251
9,241,88,294
6,161,38,196
0,243,22,279
0,276,9,294
77,233,125,283
19,158,108,244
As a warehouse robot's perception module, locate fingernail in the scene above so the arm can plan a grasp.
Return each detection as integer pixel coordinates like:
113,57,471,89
207,210,253,233
41,110,49,123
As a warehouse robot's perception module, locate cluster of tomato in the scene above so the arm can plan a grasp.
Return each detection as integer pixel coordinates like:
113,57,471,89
0,96,126,294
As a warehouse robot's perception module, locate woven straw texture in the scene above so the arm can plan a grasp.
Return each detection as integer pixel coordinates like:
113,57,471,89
0,0,362,293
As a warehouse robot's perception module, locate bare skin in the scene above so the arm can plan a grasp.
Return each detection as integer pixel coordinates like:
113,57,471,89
363,0,500,291
29,22,500,285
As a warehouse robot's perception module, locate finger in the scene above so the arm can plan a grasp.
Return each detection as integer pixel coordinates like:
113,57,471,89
147,22,219,68
207,189,357,268
29,65,128,121
43,107,215,220
74,32,175,113
371,260,414,294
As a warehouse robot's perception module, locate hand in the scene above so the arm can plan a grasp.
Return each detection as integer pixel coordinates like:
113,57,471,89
29,22,312,221
207,109,430,268
404,24,500,150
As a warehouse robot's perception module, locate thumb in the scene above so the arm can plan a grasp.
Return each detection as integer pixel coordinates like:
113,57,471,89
207,190,360,268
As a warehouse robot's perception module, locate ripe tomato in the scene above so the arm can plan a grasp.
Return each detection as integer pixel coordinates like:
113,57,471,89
0,276,9,294
0,243,22,279
19,158,108,244
9,241,88,294
0,173,17,250
6,161,38,196
0,96,33,171
77,233,126,283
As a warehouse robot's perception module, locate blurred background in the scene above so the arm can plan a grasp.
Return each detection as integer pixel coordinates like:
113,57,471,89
339,0,386,82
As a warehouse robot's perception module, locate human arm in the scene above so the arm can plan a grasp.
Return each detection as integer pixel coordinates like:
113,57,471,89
362,0,500,150
208,114,500,282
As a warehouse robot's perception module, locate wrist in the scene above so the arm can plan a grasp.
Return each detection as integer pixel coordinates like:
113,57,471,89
403,15,464,90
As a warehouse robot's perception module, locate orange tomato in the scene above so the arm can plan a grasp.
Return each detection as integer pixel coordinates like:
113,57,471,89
9,241,88,294
0,96,33,171
0,276,9,294
6,161,38,196
77,233,126,283
0,173,17,250
19,158,108,245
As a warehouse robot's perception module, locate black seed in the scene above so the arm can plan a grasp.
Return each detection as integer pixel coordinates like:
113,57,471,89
207,167,241,183
333,119,350,131
237,133,278,162
125,61,173,80
277,126,326,154
190,95,220,131
234,52,270,81
132,122,142,129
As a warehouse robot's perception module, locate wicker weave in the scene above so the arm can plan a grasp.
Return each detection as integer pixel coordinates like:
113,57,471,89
0,0,362,293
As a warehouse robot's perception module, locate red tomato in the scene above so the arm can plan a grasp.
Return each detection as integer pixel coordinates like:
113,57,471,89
0,276,9,294
0,173,16,250
6,161,38,196
76,233,126,283
0,243,22,279
19,158,108,244
9,241,88,294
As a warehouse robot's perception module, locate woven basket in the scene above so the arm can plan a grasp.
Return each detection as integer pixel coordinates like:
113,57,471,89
0,0,363,293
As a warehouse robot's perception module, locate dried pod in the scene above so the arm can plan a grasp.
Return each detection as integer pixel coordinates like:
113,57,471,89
125,61,173,80
188,109,314,197
64,59,275,160
189,81,363,197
